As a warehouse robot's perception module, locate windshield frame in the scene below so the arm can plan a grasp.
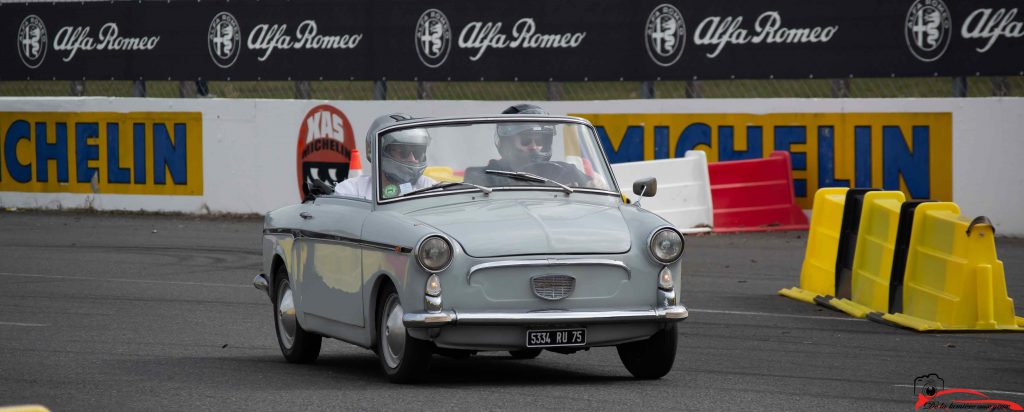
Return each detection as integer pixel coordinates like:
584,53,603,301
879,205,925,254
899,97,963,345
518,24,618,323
372,115,621,205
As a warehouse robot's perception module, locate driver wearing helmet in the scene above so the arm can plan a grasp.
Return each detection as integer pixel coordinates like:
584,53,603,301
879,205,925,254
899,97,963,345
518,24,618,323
495,104,556,170
334,113,436,199
464,104,590,187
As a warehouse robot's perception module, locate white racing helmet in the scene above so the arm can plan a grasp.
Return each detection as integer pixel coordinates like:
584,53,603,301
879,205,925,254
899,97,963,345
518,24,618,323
365,113,431,184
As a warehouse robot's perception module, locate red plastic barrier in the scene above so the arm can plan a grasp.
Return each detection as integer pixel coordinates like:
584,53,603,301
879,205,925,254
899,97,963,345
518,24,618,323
708,151,809,232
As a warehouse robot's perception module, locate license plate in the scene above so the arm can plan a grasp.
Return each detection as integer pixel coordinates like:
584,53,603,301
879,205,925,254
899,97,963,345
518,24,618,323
526,328,586,348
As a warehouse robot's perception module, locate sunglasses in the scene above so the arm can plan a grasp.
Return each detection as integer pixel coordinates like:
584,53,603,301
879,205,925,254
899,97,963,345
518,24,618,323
516,134,550,147
386,144,426,160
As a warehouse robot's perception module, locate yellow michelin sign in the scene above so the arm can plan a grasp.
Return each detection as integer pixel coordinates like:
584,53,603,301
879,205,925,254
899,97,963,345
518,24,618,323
574,113,951,208
0,112,202,195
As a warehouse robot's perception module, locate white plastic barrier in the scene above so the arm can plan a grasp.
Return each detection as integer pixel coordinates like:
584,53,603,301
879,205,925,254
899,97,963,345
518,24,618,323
611,150,713,233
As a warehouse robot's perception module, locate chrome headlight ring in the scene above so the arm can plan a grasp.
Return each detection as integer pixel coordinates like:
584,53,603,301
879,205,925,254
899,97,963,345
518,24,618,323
647,226,684,264
415,234,454,273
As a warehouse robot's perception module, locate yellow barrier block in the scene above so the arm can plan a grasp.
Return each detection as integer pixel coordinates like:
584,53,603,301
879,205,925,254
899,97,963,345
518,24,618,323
423,166,463,183
829,191,906,318
876,202,1024,331
779,187,849,304
0,406,51,412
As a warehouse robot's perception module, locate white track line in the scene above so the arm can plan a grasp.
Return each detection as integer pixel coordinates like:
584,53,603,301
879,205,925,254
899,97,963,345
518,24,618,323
0,272,905,323
892,384,1024,398
688,308,861,321
0,321,48,327
0,272,248,288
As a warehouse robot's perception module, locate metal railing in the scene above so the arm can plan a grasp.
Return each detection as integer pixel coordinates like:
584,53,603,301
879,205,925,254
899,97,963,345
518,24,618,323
2,76,1021,100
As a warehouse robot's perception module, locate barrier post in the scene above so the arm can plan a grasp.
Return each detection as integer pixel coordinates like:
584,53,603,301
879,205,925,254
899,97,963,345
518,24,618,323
869,203,1024,331
886,201,934,313
826,191,905,318
779,187,848,304
830,188,880,301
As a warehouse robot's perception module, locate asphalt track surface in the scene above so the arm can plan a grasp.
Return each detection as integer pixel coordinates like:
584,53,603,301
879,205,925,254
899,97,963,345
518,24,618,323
1,210,1022,411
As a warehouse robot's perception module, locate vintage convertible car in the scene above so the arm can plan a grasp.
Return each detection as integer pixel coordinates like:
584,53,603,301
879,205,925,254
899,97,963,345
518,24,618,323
255,114,687,383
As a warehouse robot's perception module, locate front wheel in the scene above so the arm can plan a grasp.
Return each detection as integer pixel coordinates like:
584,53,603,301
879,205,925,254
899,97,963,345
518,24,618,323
273,269,321,363
377,287,432,383
616,323,677,379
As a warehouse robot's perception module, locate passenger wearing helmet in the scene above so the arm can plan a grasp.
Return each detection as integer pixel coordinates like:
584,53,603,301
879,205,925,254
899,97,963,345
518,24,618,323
464,104,590,187
334,113,436,199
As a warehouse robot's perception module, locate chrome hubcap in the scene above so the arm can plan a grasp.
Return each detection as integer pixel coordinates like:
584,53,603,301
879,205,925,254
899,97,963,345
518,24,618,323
381,295,406,369
277,281,297,350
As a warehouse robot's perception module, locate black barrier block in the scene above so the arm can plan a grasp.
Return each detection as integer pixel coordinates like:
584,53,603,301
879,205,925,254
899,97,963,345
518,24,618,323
813,295,841,312
887,200,934,314
833,188,880,299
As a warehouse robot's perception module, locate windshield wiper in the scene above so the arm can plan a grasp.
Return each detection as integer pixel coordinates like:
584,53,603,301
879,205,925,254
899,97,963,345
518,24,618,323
403,181,493,197
484,169,573,194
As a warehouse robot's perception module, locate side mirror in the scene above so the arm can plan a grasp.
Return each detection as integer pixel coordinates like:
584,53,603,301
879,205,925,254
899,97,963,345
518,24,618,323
632,177,657,198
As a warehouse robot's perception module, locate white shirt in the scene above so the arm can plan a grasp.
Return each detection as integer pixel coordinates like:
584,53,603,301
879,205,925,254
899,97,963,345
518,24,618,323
334,174,436,200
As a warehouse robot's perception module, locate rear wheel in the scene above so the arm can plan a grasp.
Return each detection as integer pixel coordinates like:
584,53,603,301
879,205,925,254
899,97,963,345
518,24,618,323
377,286,432,383
273,268,321,363
616,323,677,379
508,349,542,359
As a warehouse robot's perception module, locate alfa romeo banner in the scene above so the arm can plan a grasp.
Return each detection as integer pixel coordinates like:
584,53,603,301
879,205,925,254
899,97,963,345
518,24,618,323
2,0,370,81
1,0,1021,81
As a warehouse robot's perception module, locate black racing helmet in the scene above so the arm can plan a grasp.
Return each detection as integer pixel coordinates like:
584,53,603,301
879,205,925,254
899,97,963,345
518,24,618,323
496,104,554,165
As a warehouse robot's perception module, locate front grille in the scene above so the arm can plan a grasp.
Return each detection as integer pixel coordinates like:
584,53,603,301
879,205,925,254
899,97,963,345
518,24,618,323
531,274,575,300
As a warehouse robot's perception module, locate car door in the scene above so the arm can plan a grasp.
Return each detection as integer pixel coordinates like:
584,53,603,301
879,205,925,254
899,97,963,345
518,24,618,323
296,196,372,327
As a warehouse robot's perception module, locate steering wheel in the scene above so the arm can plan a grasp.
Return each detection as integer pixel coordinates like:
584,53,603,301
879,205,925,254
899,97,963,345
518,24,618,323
521,162,579,186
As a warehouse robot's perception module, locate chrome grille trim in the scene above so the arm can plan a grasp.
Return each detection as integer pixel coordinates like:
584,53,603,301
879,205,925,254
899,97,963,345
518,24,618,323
466,258,630,283
531,274,575,300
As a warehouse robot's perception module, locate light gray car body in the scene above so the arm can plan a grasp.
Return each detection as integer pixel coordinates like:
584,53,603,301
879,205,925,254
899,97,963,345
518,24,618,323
257,115,687,364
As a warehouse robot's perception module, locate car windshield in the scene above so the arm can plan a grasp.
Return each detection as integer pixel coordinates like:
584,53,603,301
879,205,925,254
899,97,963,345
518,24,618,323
375,119,617,201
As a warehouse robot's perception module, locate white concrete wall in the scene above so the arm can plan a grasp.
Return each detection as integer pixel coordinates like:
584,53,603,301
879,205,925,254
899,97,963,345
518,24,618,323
1,97,1021,235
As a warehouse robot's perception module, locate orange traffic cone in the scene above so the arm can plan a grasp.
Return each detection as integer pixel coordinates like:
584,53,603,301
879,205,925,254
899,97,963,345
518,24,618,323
348,149,364,179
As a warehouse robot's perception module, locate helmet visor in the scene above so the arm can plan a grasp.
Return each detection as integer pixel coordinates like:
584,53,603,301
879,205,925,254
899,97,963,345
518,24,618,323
496,122,555,138
384,143,427,163
514,132,553,149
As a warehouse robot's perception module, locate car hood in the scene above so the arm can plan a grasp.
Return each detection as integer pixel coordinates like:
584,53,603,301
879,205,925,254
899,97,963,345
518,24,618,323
406,199,631,257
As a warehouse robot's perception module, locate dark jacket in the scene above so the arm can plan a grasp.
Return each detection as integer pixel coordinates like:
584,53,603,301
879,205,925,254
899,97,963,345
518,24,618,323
464,158,590,188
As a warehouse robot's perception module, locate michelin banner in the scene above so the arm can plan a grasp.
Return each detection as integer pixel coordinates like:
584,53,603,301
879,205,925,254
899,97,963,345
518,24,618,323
575,113,952,208
0,112,202,195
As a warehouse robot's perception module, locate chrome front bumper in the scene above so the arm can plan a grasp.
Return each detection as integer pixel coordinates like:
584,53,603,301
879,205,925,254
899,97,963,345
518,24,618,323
403,304,688,327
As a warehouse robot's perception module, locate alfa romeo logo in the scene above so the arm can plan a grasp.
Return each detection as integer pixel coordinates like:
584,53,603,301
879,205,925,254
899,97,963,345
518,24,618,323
905,0,951,62
17,15,47,69
415,9,451,68
209,12,241,68
645,4,685,67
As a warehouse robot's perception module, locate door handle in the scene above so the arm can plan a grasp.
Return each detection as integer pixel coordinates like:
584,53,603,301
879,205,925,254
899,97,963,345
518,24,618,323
299,212,313,220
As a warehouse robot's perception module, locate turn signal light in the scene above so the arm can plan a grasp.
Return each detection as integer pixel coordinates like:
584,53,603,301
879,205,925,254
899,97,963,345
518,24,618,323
658,267,674,291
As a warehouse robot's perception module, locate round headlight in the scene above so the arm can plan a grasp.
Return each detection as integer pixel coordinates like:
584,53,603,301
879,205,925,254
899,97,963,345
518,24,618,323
417,235,452,272
649,228,683,263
